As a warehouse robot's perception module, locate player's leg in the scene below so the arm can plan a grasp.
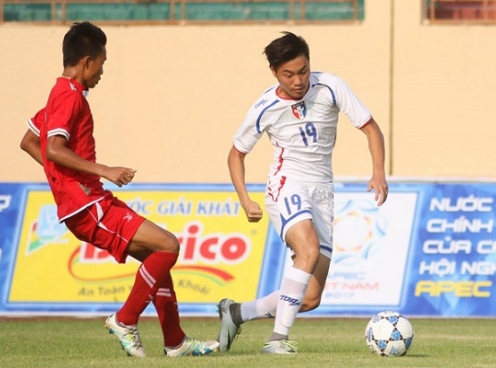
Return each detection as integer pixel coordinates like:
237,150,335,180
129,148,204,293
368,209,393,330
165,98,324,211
223,253,329,325
125,218,180,259
123,218,219,356
263,179,334,354
104,218,177,358
68,196,216,357
218,178,315,353
65,201,149,357
148,265,219,357
218,287,283,351
300,254,330,312
226,255,328,321
260,219,318,354
299,180,333,312
218,253,330,353
117,219,180,325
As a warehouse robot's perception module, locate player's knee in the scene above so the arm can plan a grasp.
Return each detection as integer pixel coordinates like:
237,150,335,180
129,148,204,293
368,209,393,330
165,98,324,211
309,247,321,264
164,232,180,253
152,230,180,253
294,247,320,271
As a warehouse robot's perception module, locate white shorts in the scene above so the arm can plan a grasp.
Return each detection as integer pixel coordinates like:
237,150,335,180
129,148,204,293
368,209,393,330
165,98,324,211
265,176,334,260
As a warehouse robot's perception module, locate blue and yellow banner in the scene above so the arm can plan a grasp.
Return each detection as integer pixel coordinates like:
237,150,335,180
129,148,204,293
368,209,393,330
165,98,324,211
1,182,496,317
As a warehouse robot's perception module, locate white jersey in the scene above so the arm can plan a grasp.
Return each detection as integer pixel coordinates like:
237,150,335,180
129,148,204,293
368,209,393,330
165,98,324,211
233,72,372,182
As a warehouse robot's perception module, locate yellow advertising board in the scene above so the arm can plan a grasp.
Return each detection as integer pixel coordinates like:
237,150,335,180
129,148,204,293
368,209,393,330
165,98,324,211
10,187,269,305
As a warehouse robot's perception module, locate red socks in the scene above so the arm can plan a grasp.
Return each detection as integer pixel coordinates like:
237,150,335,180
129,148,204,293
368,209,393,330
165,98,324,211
117,252,178,325
153,276,186,347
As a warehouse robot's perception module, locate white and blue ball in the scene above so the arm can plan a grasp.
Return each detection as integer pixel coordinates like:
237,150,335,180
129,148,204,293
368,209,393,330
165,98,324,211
364,311,414,357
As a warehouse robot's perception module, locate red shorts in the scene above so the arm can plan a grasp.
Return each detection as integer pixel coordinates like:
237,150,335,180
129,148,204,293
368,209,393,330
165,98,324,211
64,193,145,264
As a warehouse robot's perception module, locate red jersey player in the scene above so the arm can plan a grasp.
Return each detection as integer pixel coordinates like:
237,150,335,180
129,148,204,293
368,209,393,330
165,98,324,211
20,21,219,358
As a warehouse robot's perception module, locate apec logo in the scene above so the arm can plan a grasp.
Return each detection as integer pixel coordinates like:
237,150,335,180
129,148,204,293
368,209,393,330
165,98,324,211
0,195,11,212
332,198,387,264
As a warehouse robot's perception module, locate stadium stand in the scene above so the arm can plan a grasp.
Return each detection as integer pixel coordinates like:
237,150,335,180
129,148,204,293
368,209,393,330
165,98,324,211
428,0,496,23
0,0,364,24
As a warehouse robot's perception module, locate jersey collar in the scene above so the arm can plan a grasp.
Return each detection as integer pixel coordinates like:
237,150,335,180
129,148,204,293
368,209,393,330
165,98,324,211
58,77,89,97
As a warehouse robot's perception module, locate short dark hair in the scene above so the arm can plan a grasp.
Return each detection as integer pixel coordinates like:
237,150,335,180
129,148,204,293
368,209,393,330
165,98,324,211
263,32,310,71
62,21,107,67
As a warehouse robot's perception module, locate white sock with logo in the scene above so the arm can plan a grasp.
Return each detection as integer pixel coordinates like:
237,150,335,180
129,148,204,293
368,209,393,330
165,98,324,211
240,291,280,322
272,267,311,338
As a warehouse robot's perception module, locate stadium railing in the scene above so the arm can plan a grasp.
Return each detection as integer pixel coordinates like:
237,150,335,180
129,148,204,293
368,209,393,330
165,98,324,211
0,0,364,24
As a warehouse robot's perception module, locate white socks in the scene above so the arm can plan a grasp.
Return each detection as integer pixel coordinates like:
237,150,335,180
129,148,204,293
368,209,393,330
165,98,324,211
273,267,311,336
240,266,312,338
241,291,280,321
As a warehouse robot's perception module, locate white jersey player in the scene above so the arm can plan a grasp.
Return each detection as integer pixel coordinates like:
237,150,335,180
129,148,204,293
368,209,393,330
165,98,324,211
234,72,372,183
218,32,388,355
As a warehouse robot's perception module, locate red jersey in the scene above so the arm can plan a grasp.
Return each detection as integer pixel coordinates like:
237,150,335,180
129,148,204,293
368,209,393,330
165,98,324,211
26,108,44,137
32,77,106,221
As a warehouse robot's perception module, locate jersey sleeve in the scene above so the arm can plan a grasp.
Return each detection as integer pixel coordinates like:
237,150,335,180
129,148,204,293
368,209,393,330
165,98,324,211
46,91,82,140
333,76,372,128
233,103,265,154
26,108,46,137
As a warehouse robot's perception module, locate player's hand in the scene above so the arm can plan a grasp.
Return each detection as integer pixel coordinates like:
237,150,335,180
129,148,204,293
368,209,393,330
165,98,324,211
102,167,136,187
242,200,263,222
367,174,388,206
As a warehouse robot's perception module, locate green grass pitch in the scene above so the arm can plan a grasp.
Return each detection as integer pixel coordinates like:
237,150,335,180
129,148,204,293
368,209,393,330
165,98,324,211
1,316,495,367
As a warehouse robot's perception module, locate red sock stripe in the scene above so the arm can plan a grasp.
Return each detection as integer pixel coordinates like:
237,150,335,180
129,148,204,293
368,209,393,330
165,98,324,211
117,252,178,325
139,265,156,288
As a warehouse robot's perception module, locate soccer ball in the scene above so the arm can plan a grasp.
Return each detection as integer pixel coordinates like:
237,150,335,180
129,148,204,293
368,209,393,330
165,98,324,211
364,311,414,357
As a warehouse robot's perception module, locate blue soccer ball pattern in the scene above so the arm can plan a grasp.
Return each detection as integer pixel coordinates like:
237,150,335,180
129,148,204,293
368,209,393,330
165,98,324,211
364,311,414,357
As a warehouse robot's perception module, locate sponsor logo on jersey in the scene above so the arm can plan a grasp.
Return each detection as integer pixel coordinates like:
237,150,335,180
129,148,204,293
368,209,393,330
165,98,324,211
291,101,306,119
255,98,268,109
123,212,133,222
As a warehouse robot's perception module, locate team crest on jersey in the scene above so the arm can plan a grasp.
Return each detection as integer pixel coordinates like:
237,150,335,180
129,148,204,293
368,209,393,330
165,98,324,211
291,101,306,119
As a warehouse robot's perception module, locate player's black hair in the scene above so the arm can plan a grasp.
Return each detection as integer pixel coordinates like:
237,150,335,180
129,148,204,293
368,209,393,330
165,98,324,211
62,21,107,67
263,32,310,71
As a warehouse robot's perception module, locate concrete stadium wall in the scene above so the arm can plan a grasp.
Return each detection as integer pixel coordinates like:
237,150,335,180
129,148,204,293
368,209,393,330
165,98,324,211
1,0,495,184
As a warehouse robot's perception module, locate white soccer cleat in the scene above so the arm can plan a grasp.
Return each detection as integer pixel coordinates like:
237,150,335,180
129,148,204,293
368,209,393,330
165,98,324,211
105,313,146,357
217,298,241,351
164,337,220,357
261,340,298,354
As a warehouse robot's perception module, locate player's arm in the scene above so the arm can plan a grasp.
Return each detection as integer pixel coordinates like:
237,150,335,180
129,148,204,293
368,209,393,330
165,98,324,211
46,135,136,187
360,117,388,206
227,145,263,222
20,129,43,166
